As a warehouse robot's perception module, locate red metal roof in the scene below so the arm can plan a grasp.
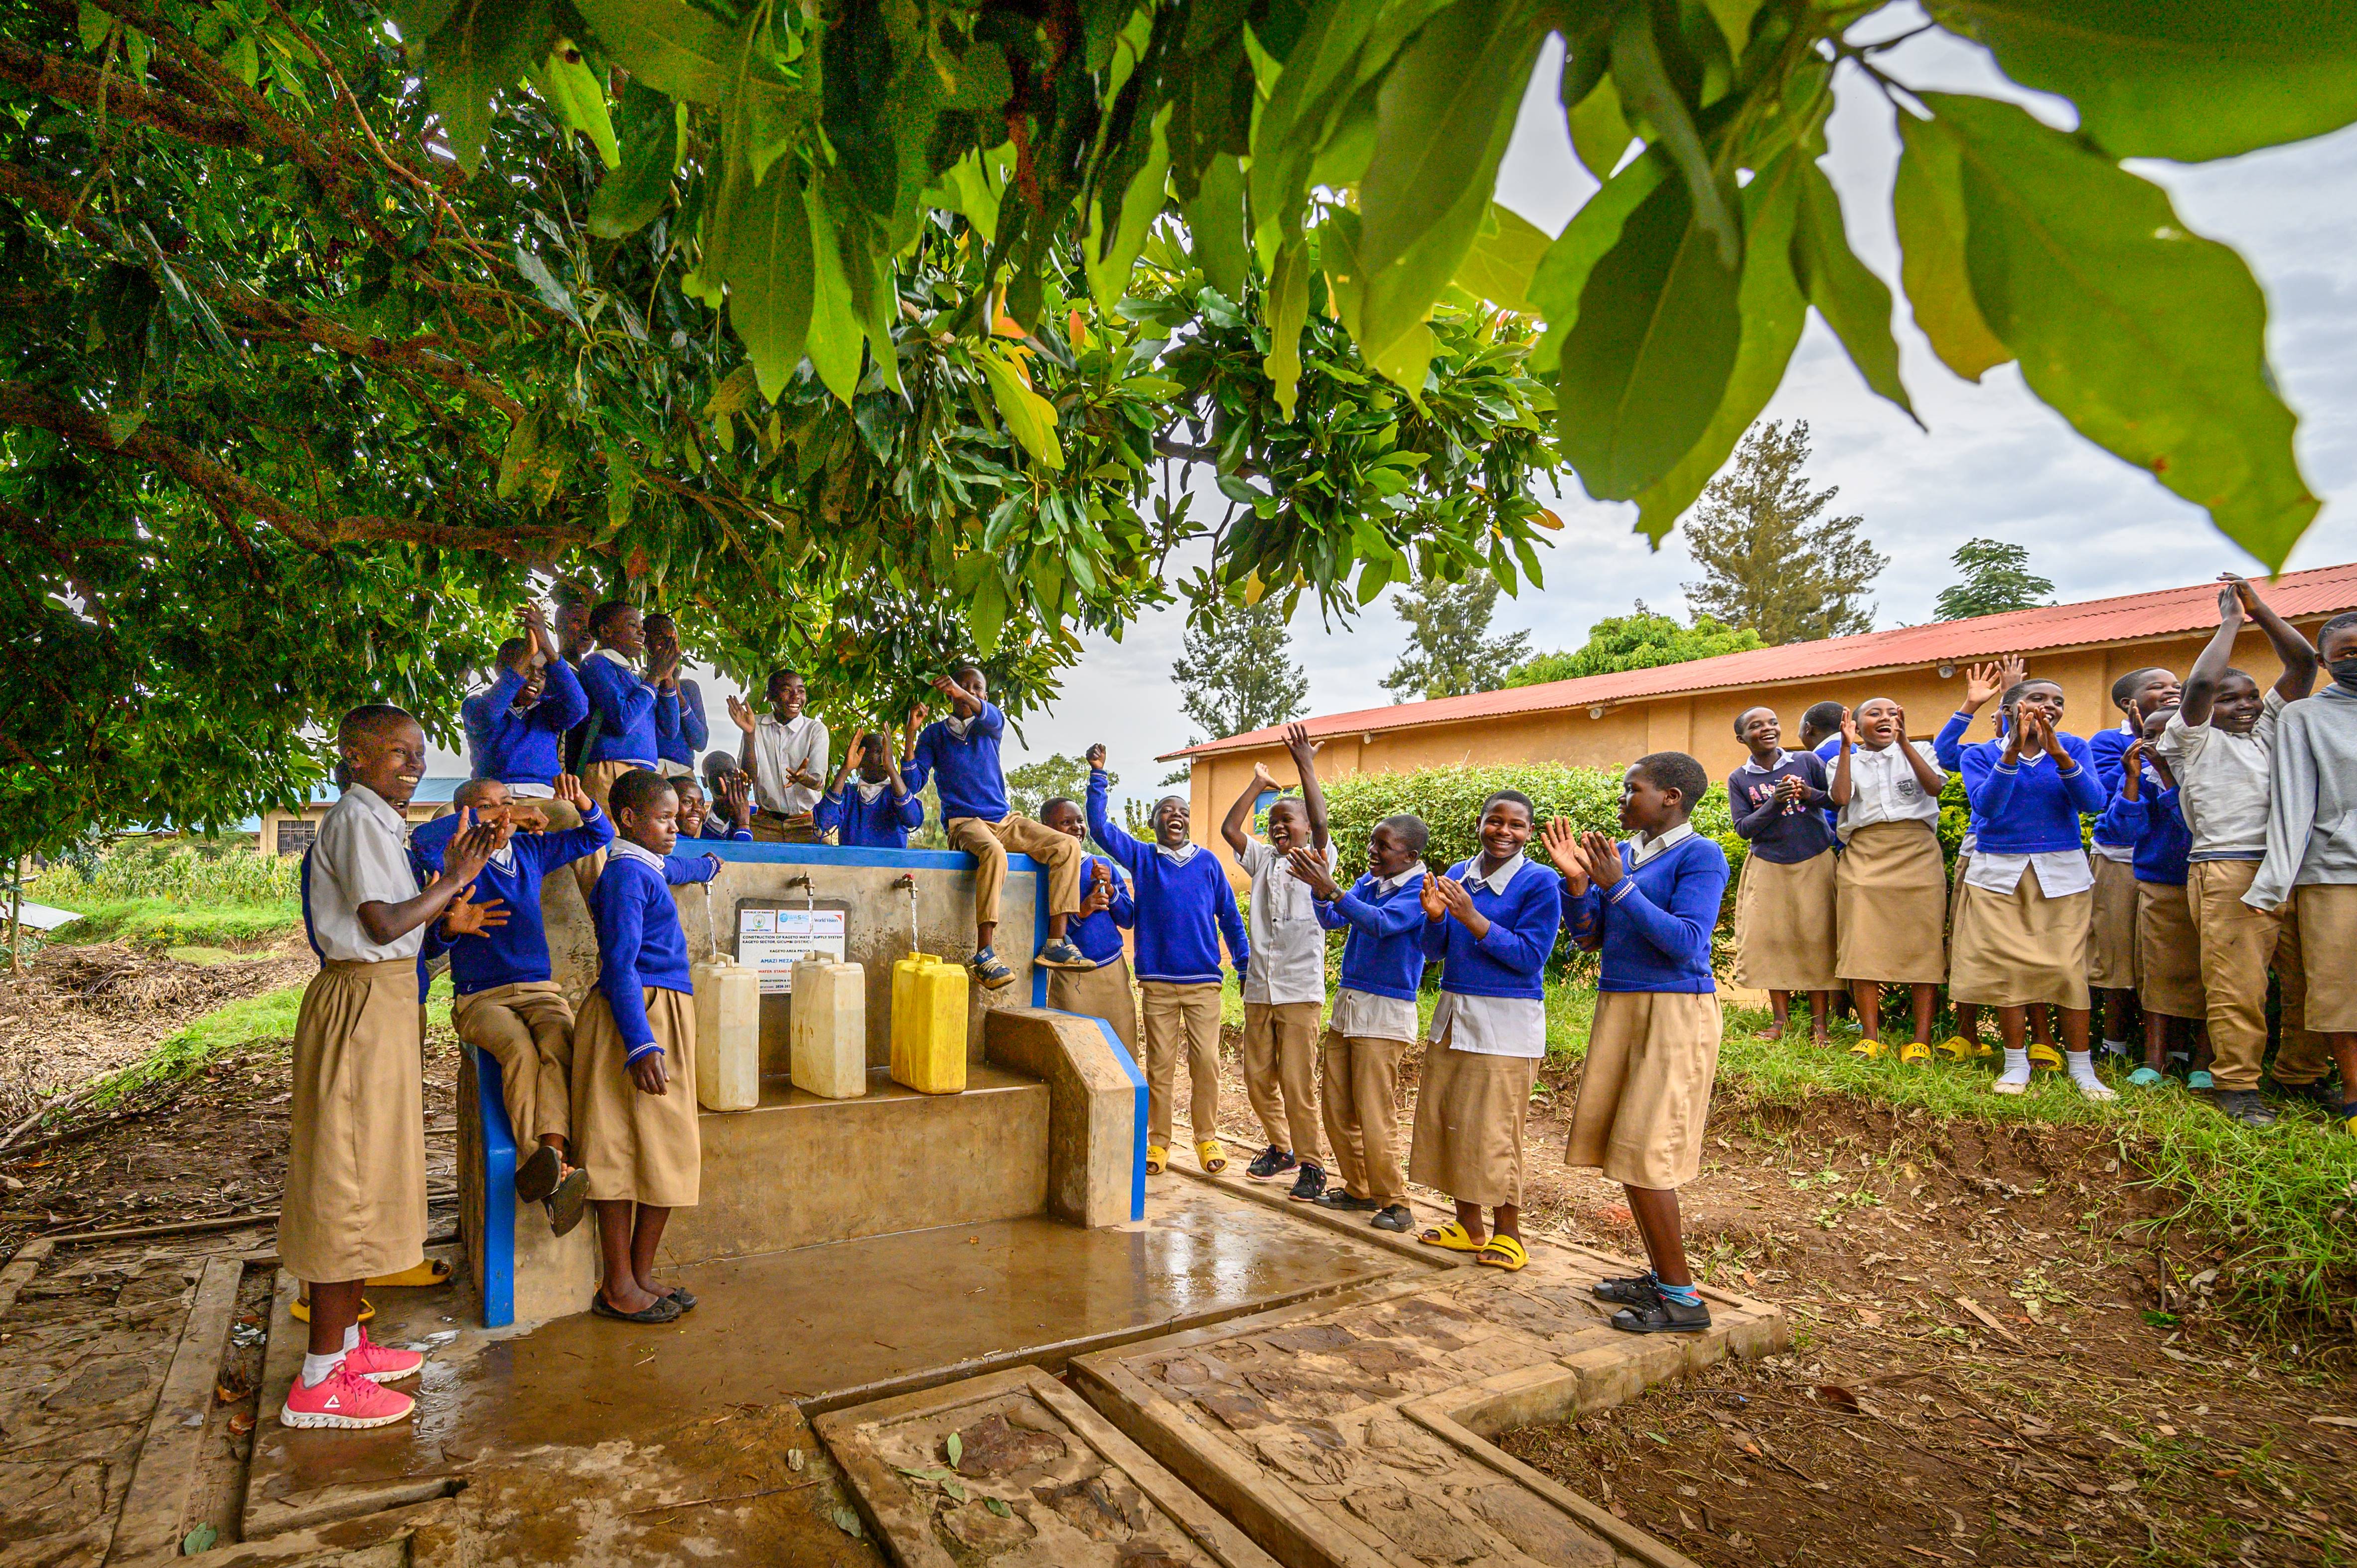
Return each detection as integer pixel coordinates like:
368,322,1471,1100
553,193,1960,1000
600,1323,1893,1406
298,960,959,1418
1162,561,2357,761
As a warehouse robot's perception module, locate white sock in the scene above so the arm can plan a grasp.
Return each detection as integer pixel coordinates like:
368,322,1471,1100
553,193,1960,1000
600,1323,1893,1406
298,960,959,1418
341,1323,362,1353
1997,1048,2032,1086
300,1350,344,1388
2067,1050,2104,1088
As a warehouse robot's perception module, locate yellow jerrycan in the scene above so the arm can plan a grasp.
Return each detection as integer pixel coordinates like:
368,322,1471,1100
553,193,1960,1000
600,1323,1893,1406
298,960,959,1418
888,874,967,1094
790,954,868,1099
691,881,760,1112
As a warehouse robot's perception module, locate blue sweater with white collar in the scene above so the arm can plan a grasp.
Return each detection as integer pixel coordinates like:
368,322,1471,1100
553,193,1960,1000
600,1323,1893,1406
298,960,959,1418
2095,781,2191,886
905,705,1010,823
410,806,615,995
1315,869,1429,1001
1418,857,1562,1001
1069,854,1135,966
815,779,925,848
464,661,589,788
591,848,721,1058
1086,769,1247,985
576,652,672,768
1959,733,2107,854
1566,832,1729,993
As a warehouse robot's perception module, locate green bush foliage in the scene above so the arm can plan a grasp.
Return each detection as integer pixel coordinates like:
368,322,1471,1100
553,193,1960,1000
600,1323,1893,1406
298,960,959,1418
36,838,301,907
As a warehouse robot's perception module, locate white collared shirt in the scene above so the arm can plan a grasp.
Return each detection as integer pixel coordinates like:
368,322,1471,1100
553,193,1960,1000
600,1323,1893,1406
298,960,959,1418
1238,838,1338,1006
750,713,828,816
1155,841,1200,866
2156,691,2283,860
1838,741,1944,834
588,646,640,676
853,778,890,804
1629,822,1695,867
1330,987,1419,1043
1462,851,1529,892
607,838,667,872
1738,749,1791,774
307,785,425,963
1962,750,2094,897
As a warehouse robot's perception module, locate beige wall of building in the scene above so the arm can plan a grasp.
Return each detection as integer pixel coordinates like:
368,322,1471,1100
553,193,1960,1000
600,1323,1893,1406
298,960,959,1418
256,798,448,855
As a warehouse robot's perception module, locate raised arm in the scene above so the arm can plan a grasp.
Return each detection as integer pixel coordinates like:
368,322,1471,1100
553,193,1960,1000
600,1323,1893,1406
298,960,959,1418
1829,716,1857,807
535,658,589,733
2229,574,2318,704
1282,722,1330,851
678,679,710,751
1083,749,1148,873
1220,761,1276,856
1892,707,1944,795
537,777,616,866
2177,584,2245,727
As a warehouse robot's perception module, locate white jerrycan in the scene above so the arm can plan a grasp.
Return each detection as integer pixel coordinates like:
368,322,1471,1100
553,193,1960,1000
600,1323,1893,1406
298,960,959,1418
790,955,868,1099
691,880,760,1112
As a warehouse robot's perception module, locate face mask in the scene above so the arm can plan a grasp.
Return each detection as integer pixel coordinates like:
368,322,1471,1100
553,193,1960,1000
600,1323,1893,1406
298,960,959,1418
2332,656,2357,694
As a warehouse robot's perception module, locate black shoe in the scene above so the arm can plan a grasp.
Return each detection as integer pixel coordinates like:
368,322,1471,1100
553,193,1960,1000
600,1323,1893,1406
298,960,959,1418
2214,1089,2277,1128
1315,1188,1380,1213
545,1166,590,1237
1371,1204,1413,1233
515,1141,562,1203
1246,1144,1296,1182
1288,1163,1327,1202
1592,1270,1660,1306
2270,1079,2343,1114
1610,1284,1712,1334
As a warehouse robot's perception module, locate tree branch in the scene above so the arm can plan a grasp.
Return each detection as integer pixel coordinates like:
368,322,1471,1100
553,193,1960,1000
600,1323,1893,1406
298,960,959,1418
0,38,257,151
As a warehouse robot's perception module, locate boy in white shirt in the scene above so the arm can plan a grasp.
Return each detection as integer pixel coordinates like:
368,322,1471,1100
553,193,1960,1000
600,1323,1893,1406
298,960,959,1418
727,668,828,842
1219,724,1338,1199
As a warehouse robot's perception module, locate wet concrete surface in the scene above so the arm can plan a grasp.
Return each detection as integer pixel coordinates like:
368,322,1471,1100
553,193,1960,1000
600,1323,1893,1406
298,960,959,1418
246,1177,1420,1544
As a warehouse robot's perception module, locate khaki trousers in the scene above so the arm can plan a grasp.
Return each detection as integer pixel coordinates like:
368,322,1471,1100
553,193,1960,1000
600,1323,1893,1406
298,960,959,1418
581,759,651,812
1243,1000,1323,1160
453,981,576,1147
1320,1030,1405,1203
947,812,1085,928
2190,859,2323,1090
1141,981,1222,1149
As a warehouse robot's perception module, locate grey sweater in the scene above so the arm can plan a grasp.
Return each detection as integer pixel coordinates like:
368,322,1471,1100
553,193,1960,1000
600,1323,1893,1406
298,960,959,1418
2247,685,2357,909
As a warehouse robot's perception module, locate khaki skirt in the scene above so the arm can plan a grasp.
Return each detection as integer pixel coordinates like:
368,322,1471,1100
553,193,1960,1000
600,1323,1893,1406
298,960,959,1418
279,959,427,1284
2088,855,2140,992
1046,952,1139,1056
1565,991,1723,1190
1835,821,1948,984
2296,884,2357,1032
1732,851,1838,992
1949,867,2093,1010
1407,1031,1537,1209
2135,880,2204,1020
573,986,702,1207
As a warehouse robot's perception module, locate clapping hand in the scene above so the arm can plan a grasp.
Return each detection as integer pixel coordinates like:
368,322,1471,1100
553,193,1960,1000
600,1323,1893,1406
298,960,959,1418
727,693,757,734
2119,738,2145,800
1285,845,1342,900
1839,713,1860,749
441,887,509,938
1580,830,1623,890
1433,875,1475,919
1281,720,1318,764
1419,868,1448,922
718,771,752,828
1540,818,1591,894
555,772,591,814
1773,774,1806,806
444,811,507,884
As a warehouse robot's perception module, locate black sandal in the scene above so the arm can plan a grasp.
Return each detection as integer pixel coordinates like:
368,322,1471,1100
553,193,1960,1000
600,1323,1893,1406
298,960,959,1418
1592,1270,1659,1306
1370,1204,1414,1233
515,1142,563,1203
591,1291,682,1324
662,1286,698,1312
1609,1285,1711,1334
546,1167,590,1238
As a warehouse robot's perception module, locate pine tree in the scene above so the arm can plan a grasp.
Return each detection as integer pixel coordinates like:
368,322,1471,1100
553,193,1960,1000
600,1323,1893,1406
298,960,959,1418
1932,538,2056,620
1681,421,1886,643
1380,572,1533,703
1169,598,1310,741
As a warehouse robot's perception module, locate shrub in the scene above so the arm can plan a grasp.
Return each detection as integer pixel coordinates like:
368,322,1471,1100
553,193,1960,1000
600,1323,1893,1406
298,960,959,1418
34,837,301,907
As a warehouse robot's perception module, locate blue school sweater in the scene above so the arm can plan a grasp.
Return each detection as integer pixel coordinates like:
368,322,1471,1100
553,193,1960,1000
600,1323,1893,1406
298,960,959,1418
411,806,616,995
463,662,589,788
1069,854,1135,967
1566,832,1730,993
815,780,925,849
2087,724,2141,850
1811,735,1844,839
1960,733,2106,854
2095,783,2192,886
905,705,1010,823
1418,857,1563,1001
695,816,752,842
592,847,721,1059
1728,751,1837,863
1315,870,1429,1001
1086,769,1247,985
576,652,670,768
654,676,709,770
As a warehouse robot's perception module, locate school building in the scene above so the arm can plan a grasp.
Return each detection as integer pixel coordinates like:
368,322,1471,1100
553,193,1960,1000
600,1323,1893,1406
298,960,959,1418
1162,561,2357,834
250,777,468,855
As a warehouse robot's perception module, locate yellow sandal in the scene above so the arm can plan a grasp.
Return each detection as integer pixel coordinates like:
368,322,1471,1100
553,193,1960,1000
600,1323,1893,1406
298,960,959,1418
1145,1143,1168,1175
1933,1035,1989,1064
1848,1038,1888,1060
1475,1236,1529,1272
1418,1220,1485,1253
2028,1042,2065,1071
1196,1139,1228,1174
367,1259,452,1289
1898,1040,1932,1067
290,1295,373,1325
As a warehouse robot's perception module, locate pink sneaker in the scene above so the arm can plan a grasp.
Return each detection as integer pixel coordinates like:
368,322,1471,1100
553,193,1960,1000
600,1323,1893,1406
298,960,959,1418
343,1327,424,1384
280,1363,415,1429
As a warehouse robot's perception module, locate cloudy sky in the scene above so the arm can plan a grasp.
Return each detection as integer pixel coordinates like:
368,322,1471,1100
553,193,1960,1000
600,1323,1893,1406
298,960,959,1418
446,9,2357,808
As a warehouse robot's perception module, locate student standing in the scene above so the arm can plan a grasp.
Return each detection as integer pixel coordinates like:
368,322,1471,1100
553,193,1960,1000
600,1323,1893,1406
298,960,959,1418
643,614,707,782
1085,746,1248,1175
2171,577,2326,1125
1408,790,1563,1273
2251,609,2357,1137
1549,752,1730,1331
463,605,588,798
574,769,723,1324
1830,699,1948,1060
412,774,613,1235
689,771,755,842
1219,723,1338,1198
2096,716,2208,1089
280,707,502,1430
909,670,1091,988
2088,668,2183,1057
1725,707,1838,1048
575,603,672,812
815,728,925,849
1951,679,2113,1100
1290,818,1430,1234
1040,796,1140,1056
1932,656,2026,1063
727,669,828,842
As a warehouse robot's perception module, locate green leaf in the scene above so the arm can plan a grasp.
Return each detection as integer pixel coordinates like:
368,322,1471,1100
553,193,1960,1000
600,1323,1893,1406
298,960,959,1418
1930,92,2319,567
1565,74,1633,181
1085,106,1172,315
727,167,815,402
1700,0,1763,55
1264,237,1311,421
1609,3,1737,267
1526,148,1666,375
181,1522,219,1556
569,0,734,106
1789,160,1917,425
1927,1,2357,162
539,45,618,169
1451,202,1552,314
1553,171,1742,501
1631,150,1808,539
1182,153,1250,300
984,1496,1012,1519
977,351,1064,470
421,0,552,174
969,574,1007,656
802,180,863,402
511,244,582,327
77,1,111,52
588,84,682,238
1250,0,1391,242
945,1432,963,1469
1891,111,2009,384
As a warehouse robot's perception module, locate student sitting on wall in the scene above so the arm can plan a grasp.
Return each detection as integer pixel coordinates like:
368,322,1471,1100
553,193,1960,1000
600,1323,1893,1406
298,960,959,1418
462,603,587,801
643,614,708,783
575,603,673,813
1039,795,1140,1056
679,771,754,843
815,727,925,850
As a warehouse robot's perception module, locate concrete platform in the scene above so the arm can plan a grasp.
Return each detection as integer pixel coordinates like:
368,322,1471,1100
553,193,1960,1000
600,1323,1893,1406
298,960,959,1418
244,1178,1424,1544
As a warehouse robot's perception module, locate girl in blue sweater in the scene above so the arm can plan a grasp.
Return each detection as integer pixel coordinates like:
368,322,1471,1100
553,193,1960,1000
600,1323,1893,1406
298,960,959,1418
2096,712,2210,1090
1549,752,1731,1334
1952,679,2113,1100
1407,790,1563,1272
1085,748,1249,1176
815,730,926,849
574,769,722,1325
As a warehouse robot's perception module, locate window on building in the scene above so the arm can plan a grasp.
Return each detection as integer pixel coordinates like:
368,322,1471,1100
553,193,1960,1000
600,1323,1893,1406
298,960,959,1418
275,819,316,857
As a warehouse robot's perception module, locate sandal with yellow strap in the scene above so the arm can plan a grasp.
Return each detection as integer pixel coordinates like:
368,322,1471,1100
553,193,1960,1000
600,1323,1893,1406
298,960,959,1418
1934,1035,1990,1064
1195,1139,1227,1175
291,1295,373,1325
1145,1143,1167,1175
1848,1038,1888,1060
1897,1040,1933,1066
366,1259,452,1288
1418,1220,1485,1253
1475,1235,1529,1272
2028,1042,2065,1071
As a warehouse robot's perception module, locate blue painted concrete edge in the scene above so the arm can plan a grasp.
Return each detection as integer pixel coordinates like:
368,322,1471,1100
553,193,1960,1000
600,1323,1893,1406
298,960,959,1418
702,842,1046,874
468,1045,516,1328
1086,1016,1149,1222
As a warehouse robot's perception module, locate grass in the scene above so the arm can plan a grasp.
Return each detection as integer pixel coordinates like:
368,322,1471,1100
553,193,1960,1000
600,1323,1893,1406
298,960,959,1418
82,983,308,1111
37,895,303,949
27,837,304,950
